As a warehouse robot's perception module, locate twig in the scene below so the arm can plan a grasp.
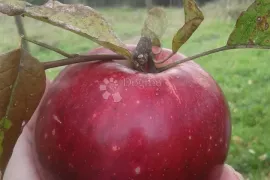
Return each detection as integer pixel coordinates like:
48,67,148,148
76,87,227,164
43,54,126,70
21,36,76,58
14,16,29,51
157,45,270,71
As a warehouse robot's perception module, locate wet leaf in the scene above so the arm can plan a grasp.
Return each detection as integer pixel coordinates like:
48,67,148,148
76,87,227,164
0,48,46,170
172,0,204,53
141,7,168,47
0,0,132,59
227,0,270,46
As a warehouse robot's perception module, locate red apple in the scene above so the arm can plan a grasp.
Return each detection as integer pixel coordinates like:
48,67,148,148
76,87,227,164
34,44,231,180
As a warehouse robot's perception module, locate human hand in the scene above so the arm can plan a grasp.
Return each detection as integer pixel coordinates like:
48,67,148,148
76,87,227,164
2,79,244,180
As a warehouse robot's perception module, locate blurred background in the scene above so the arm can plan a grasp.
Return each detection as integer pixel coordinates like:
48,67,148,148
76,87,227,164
0,0,270,179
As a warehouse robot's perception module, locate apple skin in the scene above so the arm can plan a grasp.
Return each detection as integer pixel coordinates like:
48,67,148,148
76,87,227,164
34,44,231,180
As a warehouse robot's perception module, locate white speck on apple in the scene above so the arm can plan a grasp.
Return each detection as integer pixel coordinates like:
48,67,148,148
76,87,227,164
208,148,211,152
92,113,97,118
209,136,212,140
44,133,48,139
188,136,192,140
219,138,223,143
52,129,56,136
136,100,140,104
48,155,51,160
47,99,52,105
112,145,120,151
149,116,153,120
53,115,62,124
69,163,74,168
134,166,141,174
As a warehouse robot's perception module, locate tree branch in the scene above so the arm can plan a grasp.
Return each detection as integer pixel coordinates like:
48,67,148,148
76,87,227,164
14,16,29,51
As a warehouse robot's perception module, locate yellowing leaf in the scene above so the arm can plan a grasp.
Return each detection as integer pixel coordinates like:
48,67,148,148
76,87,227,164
0,48,46,170
141,7,168,47
227,0,270,46
0,0,132,59
172,0,204,53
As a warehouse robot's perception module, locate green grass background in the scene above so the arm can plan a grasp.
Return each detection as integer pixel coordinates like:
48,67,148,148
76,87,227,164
0,0,270,179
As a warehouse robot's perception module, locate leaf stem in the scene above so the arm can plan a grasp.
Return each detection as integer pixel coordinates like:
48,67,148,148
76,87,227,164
157,45,270,71
43,54,126,70
21,36,76,58
15,16,29,51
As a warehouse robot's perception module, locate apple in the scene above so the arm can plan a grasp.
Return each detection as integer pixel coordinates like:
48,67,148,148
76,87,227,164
34,44,231,180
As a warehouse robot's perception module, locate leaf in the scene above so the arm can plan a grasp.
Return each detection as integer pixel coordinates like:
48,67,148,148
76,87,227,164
141,7,168,47
171,0,204,53
0,48,46,170
227,0,270,46
0,0,132,59
0,0,30,16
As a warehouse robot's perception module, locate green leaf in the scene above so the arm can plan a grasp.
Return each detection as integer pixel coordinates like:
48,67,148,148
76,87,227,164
171,0,204,53
0,48,46,170
141,7,168,47
227,0,270,46
0,0,132,59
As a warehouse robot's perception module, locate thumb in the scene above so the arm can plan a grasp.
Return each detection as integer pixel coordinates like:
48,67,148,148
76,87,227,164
208,164,244,180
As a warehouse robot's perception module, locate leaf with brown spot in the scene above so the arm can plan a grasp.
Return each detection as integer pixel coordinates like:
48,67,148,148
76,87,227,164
141,7,168,47
0,0,132,59
171,0,204,53
227,0,270,46
0,48,46,171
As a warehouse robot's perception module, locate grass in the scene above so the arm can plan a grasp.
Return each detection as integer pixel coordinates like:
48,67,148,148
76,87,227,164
1,1,270,179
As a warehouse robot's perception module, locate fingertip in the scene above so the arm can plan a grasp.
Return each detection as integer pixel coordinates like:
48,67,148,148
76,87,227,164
208,164,244,180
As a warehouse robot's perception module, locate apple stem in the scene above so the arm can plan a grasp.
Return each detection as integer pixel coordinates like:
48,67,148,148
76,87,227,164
21,35,78,58
157,45,270,72
132,36,158,73
43,54,126,69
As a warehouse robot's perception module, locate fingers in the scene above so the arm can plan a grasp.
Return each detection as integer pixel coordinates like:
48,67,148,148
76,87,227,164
208,164,244,180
